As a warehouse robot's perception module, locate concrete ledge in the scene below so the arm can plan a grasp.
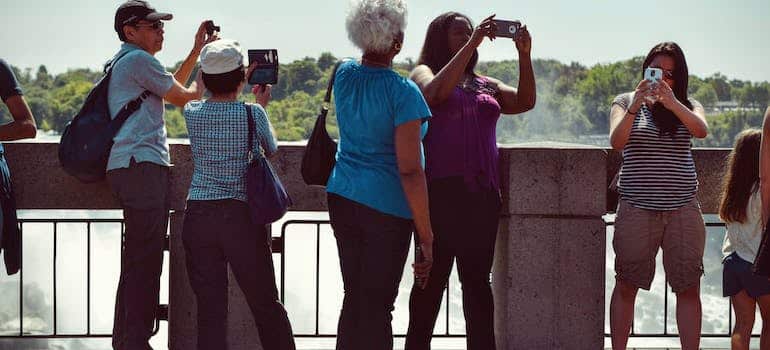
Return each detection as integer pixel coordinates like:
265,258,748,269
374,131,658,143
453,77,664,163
0,143,728,349
500,147,608,217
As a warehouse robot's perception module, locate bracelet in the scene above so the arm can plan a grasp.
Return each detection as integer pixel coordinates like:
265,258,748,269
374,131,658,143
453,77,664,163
626,108,638,116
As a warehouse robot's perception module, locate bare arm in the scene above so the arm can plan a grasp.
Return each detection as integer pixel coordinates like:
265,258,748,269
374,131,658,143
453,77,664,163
0,95,36,141
654,81,708,138
394,119,433,285
173,21,218,84
609,80,655,149
163,78,203,108
165,21,219,107
487,26,535,114
409,15,496,107
761,107,770,225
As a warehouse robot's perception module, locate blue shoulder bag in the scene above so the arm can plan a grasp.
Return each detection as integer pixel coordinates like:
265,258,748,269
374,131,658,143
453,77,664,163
244,104,291,225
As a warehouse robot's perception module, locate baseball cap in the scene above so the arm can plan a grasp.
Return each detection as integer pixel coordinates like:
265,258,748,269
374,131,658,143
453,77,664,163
200,39,246,74
114,0,173,34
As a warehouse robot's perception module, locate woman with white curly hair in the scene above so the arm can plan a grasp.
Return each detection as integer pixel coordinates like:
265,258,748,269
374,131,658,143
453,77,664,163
325,0,434,348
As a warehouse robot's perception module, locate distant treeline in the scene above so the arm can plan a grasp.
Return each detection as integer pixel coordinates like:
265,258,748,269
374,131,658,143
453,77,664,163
2,52,768,147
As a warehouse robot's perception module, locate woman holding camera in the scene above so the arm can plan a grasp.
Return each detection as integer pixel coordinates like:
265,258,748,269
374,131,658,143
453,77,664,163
182,39,295,350
608,42,708,350
325,0,434,349
405,12,535,350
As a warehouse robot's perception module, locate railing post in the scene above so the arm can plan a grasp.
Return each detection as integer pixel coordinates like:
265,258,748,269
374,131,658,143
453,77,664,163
493,147,607,349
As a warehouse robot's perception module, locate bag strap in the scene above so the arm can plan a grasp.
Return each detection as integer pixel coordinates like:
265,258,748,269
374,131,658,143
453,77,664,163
112,90,151,126
104,50,132,74
106,50,151,124
319,59,353,117
245,103,262,160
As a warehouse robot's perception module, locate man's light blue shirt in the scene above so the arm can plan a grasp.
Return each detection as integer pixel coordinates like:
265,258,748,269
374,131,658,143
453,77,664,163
107,43,175,170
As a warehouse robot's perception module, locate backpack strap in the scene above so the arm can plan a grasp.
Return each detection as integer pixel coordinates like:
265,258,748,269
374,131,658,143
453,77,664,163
111,91,151,127
104,50,133,74
105,50,152,123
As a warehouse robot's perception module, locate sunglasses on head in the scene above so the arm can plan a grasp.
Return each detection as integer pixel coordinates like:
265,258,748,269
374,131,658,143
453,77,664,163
132,21,164,30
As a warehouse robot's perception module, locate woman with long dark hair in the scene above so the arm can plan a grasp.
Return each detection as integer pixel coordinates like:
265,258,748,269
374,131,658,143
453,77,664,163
608,42,708,350
405,12,535,350
718,129,770,350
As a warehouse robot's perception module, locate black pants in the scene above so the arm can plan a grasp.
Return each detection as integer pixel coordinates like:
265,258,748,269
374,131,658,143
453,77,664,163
328,193,413,350
405,178,501,350
0,151,21,276
107,160,169,350
182,199,295,350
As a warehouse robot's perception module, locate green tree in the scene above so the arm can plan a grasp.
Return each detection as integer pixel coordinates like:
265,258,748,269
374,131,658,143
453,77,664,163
50,80,94,131
704,73,731,101
164,107,188,138
317,52,337,71
692,84,718,108
35,65,53,89
575,58,639,133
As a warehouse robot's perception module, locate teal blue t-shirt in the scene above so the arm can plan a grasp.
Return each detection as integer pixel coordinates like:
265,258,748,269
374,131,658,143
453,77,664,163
327,60,431,219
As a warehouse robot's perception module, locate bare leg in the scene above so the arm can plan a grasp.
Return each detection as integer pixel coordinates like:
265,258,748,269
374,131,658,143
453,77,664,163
756,293,770,350
730,290,756,350
610,278,638,350
676,283,702,350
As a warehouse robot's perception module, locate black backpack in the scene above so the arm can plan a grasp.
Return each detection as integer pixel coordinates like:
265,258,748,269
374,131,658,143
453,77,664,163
58,52,150,183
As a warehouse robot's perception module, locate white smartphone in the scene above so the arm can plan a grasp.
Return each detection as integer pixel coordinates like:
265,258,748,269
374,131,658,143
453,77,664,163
644,67,663,83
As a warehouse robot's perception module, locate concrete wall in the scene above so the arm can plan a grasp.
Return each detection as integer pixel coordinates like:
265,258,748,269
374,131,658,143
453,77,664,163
3,143,732,349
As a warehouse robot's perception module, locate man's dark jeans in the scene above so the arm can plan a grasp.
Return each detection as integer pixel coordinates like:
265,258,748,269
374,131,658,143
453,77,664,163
405,177,501,350
182,199,295,350
107,160,169,350
327,193,413,350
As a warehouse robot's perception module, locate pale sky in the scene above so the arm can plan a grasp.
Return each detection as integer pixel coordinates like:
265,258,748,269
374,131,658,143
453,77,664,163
2,0,769,82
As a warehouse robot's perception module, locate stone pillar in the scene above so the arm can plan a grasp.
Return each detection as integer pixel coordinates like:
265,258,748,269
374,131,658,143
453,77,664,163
168,144,266,350
493,148,607,349
168,210,264,350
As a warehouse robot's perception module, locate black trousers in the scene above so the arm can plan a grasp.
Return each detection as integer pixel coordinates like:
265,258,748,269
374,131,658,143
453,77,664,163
405,178,501,350
327,193,413,350
0,151,20,276
107,160,169,350
182,199,295,350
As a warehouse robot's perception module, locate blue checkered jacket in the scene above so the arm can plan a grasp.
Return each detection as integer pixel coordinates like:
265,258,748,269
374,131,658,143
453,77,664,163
184,101,277,202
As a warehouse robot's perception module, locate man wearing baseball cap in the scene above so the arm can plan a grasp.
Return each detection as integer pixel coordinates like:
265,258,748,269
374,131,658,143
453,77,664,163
108,1,217,349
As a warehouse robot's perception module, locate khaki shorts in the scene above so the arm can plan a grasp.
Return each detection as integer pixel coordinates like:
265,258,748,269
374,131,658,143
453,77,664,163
613,198,705,293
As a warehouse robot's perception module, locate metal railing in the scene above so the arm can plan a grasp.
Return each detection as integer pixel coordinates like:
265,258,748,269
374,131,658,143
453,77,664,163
278,219,465,338
1,217,166,339
10,214,747,342
604,218,757,339
2,215,465,341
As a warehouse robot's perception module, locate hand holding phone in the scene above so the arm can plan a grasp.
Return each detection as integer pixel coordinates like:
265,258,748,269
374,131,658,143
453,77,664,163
643,67,663,104
492,19,522,40
205,20,220,36
413,237,433,289
644,67,663,83
251,84,272,108
248,49,279,85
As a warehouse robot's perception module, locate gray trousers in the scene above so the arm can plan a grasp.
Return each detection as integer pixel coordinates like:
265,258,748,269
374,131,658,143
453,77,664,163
107,160,169,350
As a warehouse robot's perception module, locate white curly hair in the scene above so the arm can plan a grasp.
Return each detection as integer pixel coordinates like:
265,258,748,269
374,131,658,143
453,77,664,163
346,0,407,54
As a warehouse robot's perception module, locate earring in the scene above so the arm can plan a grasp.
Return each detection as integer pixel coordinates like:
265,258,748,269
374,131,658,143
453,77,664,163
394,42,402,51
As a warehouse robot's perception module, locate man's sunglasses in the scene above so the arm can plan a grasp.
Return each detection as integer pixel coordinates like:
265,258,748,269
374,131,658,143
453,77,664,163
131,21,164,30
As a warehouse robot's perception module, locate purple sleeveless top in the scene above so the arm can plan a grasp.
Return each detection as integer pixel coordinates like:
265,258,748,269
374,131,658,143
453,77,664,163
423,77,502,191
